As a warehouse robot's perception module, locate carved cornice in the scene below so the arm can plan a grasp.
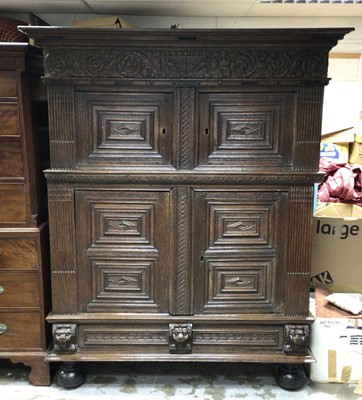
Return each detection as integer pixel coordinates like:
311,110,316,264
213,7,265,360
43,48,328,80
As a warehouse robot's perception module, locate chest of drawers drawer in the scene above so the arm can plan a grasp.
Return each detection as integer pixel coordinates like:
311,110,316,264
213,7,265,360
0,272,40,308
0,139,23,177
0,238,37,270
0,103,20,136
0,70,17,97
0,184,27,224
0,311,42,349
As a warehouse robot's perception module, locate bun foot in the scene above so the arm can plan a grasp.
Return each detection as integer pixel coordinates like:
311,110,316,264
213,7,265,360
276,364,307,390
56,362,84,389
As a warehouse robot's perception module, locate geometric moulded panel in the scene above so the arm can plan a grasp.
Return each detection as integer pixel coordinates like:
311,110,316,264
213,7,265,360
203,258,275,313
198,91,296,167
75,91,173,166
88,259,159,312
209,204,270,248
91,202,155,248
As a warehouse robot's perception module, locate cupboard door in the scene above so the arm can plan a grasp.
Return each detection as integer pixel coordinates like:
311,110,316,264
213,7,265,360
193,189,287,314
75,89,175,167
76,190,172,313
197,90,296,168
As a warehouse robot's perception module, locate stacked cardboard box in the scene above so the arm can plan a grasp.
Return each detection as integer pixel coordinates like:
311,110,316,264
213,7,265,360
320,127,355,164
310,288,362,383
310,203,362,292
71,16,135,28
349,134,362,164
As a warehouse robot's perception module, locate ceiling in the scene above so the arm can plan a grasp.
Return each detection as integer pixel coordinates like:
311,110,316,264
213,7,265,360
1,0,362,18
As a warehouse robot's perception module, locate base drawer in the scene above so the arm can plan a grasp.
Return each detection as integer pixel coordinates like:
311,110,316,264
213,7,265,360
77,323,284,354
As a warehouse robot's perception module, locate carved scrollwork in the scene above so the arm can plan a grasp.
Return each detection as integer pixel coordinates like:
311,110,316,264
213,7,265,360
45,172,322,186
53,324,78,354
169,323,193,354
44,48,328,80
284,324,310,355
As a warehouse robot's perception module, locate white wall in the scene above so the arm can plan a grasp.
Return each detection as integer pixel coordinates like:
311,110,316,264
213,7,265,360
323,60,362,135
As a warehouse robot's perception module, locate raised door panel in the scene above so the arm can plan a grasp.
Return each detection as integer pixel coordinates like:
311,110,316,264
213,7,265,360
193,189,287,314
197,90,296,168
76,190,172,313
75,90,175,167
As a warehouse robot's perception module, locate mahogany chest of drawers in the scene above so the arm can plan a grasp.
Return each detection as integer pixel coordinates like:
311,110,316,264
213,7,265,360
0,44,50,385
21,26,352,388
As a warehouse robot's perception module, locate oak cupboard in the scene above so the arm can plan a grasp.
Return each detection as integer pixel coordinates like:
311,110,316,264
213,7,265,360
20,26,353,389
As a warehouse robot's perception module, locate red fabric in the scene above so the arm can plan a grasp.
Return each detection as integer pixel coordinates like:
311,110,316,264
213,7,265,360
318,158,362,204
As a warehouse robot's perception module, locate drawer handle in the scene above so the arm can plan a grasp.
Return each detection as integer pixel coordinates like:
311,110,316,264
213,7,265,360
0,323,8,335
0,286,4,295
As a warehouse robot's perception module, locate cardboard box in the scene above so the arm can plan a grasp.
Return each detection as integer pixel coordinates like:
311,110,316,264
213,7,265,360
72,16,135,29
320,142,349,163
310,203,362,291
310,291,362,384
310,316,362,383
320,127,354,164
321,127,355,144
349,134,362,164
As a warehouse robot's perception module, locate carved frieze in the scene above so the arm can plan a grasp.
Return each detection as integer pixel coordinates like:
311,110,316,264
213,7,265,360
194,331,279,346
44,48,328,80
84,331,166,346
45,172,322,186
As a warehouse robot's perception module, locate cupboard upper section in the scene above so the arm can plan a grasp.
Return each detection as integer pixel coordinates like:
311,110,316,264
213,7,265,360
20,27,353,173
20,27,353,83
